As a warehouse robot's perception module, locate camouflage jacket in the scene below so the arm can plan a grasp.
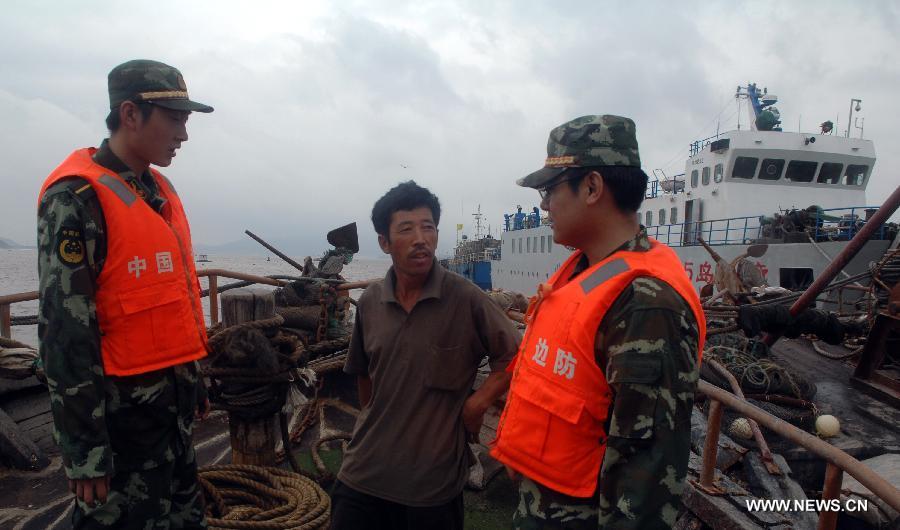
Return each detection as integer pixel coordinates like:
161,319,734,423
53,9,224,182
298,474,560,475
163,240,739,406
531,228,701,529
37,140,205,480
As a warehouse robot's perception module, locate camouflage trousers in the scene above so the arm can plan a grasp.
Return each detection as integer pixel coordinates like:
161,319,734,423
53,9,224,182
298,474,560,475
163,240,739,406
71,447,206,529
513,477,598,530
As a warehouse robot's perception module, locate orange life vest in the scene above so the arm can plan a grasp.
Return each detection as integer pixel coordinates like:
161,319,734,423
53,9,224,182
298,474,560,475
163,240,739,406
490,239,705,497
39,148,208,376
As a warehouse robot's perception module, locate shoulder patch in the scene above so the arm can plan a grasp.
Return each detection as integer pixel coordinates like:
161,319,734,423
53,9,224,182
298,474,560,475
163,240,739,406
57,227,85,265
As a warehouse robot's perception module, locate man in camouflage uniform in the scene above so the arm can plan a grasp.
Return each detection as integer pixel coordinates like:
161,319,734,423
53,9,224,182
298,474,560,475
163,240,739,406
37,60,213,528
494,115,703,529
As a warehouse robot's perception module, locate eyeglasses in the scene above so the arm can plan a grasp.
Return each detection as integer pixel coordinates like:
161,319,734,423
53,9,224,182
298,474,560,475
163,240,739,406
538,175,580,201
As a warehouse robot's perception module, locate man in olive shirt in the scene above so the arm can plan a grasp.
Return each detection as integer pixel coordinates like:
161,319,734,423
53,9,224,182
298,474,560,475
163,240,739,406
332,181,520,530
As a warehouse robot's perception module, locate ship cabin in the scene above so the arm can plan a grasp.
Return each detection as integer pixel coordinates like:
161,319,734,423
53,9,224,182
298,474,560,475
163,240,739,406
640,128,877,247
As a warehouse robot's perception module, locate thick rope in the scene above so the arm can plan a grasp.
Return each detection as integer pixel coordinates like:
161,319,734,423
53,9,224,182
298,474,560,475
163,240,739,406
200,465,330,530
812,340,863,360
704,343,807,400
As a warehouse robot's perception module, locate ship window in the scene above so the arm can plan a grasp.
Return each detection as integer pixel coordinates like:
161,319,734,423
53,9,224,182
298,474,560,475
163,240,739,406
526,237,531,253
510,238,514,254
817,162,843,184
701,167,710,186
759,158,785,180
690,169,699,188
540,236,545,253
659,209,666,225
785,160,817,183
547,237,552,252
713,163,723,183
843,165,868,186
732,157,758,179
518,238,522,254
670,207,677,223
646,210,653,226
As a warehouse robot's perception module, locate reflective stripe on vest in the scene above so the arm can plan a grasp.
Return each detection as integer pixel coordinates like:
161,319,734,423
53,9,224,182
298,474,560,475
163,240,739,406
39,148,208,376
491,240,705,497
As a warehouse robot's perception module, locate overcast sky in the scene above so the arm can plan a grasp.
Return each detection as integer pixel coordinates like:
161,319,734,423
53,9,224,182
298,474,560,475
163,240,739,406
2,1,897,258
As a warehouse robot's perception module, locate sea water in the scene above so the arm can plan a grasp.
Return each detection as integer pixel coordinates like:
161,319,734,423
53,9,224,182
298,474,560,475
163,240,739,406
0,249,391,347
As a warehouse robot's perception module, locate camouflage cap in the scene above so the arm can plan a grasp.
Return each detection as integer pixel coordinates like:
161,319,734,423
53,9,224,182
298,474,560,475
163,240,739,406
518,114,641,188
108,59,213,113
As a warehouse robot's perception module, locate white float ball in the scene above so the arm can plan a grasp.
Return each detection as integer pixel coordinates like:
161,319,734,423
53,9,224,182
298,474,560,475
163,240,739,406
816,415,840,438
729,418,754,440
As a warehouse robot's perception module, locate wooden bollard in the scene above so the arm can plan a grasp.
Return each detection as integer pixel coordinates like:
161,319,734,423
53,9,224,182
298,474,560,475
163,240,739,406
221,288,278,466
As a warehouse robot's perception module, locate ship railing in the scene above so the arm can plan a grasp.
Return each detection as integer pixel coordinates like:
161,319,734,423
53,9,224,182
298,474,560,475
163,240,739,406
646,215,764,247
446,249,501,265
809,206,888,242
646,173,686,199
689,133,723,156
646,205,889,248
0,269,342,338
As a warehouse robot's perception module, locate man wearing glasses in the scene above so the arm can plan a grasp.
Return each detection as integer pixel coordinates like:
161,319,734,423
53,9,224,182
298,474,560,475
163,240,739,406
492,115,705,529
37,60,213,528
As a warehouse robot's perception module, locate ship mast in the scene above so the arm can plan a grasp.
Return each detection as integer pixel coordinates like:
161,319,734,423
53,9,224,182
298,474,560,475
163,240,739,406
472,205,484,240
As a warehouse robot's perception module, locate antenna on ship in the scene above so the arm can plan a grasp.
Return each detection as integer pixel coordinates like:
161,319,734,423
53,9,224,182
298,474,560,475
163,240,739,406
472,205,484,241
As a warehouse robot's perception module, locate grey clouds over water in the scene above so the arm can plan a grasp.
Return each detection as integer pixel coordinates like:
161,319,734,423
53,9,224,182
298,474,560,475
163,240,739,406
2,1,898,257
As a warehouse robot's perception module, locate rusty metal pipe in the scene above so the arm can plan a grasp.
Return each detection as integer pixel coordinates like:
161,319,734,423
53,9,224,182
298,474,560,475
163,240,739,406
0,291,39,305
817,463,844,530
764,184,900,345
244,230,306,272
196,269,288,287
699,400,723,489
336,280,379,291
209,275,219,325
706,359,780,474
699,380,900,513
0,304,10,339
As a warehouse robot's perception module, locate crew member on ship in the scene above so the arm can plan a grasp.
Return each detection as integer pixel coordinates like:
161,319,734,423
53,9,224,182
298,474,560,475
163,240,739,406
37,60,213,528
491,115,706,529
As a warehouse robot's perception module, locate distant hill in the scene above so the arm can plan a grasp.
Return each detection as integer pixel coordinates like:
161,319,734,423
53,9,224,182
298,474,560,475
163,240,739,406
0,237,32,249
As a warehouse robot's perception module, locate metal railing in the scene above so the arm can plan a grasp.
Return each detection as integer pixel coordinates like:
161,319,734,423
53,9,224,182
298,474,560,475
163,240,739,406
809,206,887,241
690,134,723,156
446,248,501,265
645,206,889,248
646,215,763,247
0,269,380,339
647,173,686,199
698,380,900,530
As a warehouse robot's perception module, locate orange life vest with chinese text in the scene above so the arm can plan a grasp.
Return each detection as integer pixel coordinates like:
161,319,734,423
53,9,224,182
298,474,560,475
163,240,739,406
39,148,208,376
491,239,705,497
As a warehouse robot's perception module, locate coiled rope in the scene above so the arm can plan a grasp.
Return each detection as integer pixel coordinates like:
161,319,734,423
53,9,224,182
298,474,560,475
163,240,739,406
199,465,330,529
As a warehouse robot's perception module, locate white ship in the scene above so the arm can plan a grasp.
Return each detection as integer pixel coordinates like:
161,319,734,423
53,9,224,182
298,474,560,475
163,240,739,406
492,84,896,298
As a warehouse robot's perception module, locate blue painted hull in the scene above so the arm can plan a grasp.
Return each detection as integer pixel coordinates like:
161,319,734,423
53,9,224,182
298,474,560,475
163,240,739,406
446,261,492,290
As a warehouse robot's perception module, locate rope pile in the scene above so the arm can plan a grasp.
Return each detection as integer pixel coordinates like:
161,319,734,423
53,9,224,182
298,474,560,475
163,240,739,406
199,465,330,530
702,333,815,401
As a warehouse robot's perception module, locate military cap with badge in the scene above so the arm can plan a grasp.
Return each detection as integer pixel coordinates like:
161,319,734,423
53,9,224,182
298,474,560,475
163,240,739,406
108,59,214,113
518,114,642,189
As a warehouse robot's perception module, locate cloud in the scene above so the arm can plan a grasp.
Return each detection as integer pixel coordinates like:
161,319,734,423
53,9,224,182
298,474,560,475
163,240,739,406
1,0,898,257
